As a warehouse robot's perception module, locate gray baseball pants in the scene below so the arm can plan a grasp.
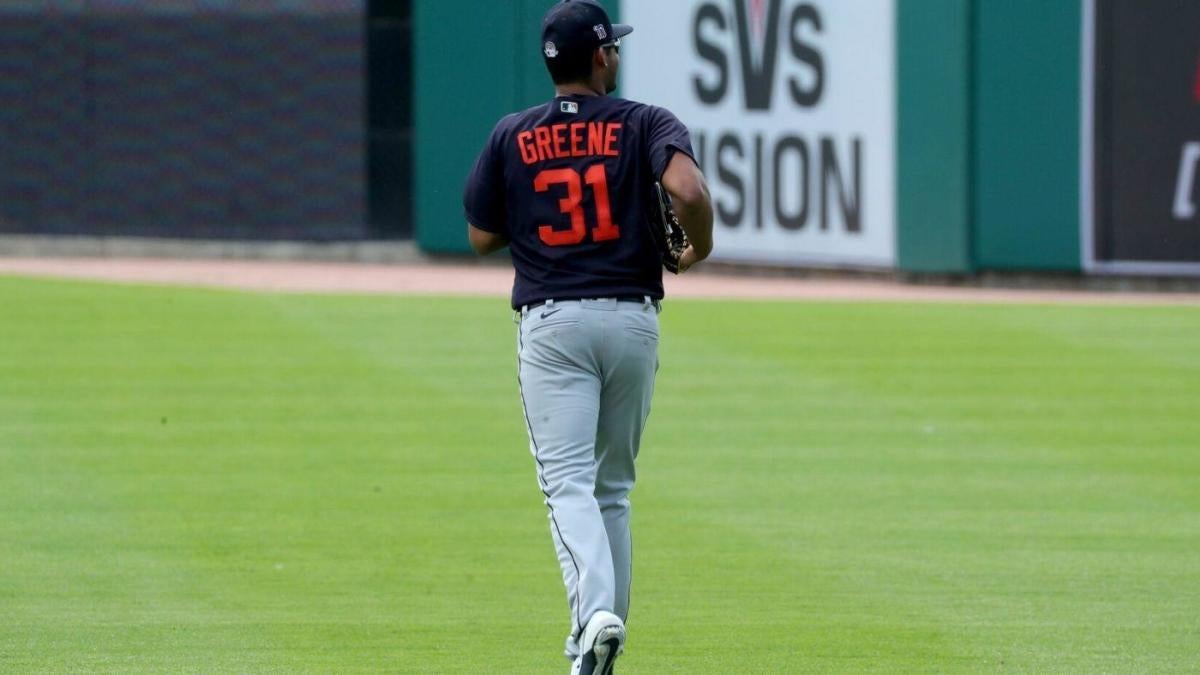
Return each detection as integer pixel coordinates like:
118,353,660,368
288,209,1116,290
515,297,660,654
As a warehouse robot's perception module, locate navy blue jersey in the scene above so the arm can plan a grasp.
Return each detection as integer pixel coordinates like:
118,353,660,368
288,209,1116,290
464,95,694,309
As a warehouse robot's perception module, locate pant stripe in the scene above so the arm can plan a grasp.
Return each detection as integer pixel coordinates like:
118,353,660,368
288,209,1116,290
516,324,586,637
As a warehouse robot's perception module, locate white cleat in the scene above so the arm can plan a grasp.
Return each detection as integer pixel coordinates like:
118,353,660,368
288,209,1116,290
570,611,625,675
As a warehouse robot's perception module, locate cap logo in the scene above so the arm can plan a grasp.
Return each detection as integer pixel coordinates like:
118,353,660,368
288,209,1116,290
544,41,558,58
593,24,607,40
561,101,579,114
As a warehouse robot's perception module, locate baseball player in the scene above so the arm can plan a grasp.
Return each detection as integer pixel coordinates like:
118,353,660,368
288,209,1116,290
463,1,713,672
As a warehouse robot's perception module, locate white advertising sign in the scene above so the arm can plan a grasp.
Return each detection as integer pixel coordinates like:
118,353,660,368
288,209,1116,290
621,0,896,266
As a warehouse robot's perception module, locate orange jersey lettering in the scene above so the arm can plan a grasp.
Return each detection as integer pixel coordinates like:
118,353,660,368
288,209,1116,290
517,122,622,165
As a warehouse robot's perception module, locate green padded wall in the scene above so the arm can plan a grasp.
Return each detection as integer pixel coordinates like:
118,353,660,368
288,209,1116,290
414,0,619,255
413,0,516,253
896,0,974,273
972,0,1082,271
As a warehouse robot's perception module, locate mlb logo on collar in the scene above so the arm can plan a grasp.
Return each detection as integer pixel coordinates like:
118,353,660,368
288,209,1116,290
561,101,579,114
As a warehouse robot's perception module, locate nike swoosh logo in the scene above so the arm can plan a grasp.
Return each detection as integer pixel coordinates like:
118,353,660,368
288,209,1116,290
540,307,562,319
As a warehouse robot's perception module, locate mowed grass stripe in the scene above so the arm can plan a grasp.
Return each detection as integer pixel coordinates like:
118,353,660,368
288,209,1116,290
638,301,1198,671
0,277,1197,673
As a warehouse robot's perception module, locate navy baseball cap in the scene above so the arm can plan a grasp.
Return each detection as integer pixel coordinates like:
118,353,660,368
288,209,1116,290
542,0,633,59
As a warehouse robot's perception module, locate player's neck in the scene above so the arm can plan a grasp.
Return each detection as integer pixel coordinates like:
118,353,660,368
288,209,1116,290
555,81,606,98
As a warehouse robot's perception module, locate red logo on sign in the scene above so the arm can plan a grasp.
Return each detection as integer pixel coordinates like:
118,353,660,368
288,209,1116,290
749,0,767,42
1193,55,1200,102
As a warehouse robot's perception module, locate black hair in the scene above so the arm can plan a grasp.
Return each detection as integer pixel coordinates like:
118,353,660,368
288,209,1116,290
545,47,595,85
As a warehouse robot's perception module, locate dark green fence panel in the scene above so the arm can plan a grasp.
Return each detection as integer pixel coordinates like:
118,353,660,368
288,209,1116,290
413,1,518,253
972,0,1081,271
897,0,1083,274
414,0,619,255
896,0,974,273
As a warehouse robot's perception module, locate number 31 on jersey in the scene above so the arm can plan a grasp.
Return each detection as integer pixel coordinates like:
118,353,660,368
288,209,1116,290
534,163,619,246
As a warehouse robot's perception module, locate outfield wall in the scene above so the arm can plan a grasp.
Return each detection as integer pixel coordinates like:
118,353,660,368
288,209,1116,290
416,0,1198,277
3,1,1196,276
418,0,1076,272
897,0,1083,274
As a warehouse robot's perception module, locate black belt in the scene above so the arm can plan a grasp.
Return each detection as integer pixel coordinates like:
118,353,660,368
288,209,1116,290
524,296,654,311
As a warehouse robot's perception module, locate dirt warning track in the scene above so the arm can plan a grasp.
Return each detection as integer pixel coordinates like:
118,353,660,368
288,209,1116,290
0,257,1197,305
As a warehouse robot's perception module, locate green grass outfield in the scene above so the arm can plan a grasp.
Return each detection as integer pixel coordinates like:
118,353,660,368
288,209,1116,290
1,276,1198,673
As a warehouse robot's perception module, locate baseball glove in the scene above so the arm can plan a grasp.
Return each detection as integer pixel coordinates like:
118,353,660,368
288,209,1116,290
651,181,690,274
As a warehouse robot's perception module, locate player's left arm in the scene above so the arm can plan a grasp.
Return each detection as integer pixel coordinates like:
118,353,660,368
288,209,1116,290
467,223,509,255
463,123,512,256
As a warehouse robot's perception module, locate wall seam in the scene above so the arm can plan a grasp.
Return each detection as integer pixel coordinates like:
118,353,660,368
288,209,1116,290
965,0,978,272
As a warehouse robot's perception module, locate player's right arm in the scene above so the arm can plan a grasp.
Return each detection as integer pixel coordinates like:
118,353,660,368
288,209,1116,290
645,105,713,270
